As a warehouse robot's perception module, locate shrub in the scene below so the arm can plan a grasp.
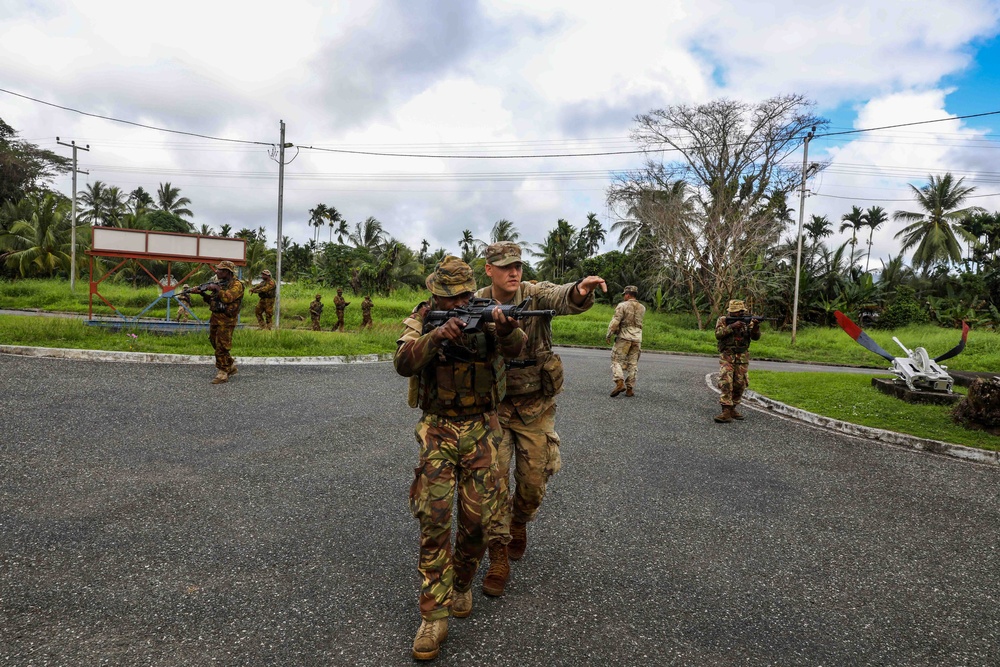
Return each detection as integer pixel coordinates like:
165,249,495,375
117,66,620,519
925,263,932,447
874,285,927,329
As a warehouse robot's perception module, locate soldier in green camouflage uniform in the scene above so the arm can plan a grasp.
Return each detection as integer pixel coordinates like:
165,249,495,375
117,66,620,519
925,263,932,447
175,288,193,323
394,256,526,661
190,260,244,384
606,285,646,397
249,269,276,329
476,241,606,597
715,298,761,423
333,289,349,332
361,295,374,329
309,294,323,331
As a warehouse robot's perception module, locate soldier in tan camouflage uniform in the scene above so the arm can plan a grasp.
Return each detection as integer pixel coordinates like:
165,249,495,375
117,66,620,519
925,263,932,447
395,256,526,661
715,298,761,423
189,260,244,384
175,288,193,323
606,285,646,397
361,295,374,329
476,241,606,597
309,294,323,331
249,269,276,329
333,288,350,332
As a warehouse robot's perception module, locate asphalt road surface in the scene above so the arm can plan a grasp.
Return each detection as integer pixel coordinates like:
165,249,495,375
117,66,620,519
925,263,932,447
1,348,998,666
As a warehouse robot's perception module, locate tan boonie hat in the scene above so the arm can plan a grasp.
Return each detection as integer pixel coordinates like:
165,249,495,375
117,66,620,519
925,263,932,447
624,285,638,295
261,269,271,276
485,241,522,267
728,299,746,313
426,255,477,297
215,260,237,272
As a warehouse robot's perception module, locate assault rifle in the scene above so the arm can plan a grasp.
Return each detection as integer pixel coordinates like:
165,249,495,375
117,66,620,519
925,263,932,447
724,315,777,326
422,297,555,335
177,281,222,296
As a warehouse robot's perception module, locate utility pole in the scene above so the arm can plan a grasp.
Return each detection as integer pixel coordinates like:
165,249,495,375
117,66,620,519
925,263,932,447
790,127,815,345
269,121,296,330
56,137,90,291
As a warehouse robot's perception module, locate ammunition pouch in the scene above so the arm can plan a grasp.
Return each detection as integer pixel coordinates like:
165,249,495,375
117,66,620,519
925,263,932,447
538,350,564,397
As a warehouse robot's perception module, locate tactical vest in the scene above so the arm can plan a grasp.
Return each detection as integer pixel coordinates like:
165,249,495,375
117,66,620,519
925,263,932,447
410,331,507,417
717,320,751,354
209,279,243,318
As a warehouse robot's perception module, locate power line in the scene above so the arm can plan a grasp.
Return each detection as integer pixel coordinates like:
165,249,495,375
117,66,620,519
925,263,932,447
813,109,1000,139
296,143,649,159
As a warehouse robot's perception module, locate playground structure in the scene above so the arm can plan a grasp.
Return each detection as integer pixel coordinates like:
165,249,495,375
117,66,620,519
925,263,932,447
86,228,246,331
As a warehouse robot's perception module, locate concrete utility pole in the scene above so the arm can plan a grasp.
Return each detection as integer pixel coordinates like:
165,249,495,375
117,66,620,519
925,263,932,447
56,137,90,291
790,127,816,346
271,121,295,330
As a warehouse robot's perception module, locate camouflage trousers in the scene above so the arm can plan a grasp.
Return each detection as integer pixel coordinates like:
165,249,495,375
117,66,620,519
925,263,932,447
334,310,346,332
310,315,321,331
255,298,274,328
410,412,501,621
718,350,750,406
487,401,561,545
611,338,641,387
361,314,373,329
176,303,192,323
208,323,236,372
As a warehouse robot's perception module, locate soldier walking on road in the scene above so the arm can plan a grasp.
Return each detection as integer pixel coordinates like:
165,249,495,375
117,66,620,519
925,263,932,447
607,285,646,397
309,294,323,331
249,269,276,329
715,298,761,423
361,295,374,329
189,261,244,384
333,288,350,332
394,256,526,661
476,241,606,597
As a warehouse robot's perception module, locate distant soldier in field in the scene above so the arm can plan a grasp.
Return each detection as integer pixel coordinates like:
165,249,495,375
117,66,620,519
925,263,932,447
333,288,350,332
714,298,761,423
188,261,244,384
606,285,646,397
175,287,193,323
249,269,276,329
309,294,324,331
361,295,374,329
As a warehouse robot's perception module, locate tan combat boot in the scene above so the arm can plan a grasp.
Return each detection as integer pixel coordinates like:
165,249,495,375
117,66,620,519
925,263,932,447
412,618,448,661
625,386,635,397
482,542,510,597
508,521,527,561
210,370,229,384
451,587,473,618
610,379,626,397
227,365,238,377
713,406,732,423
730,405,745,420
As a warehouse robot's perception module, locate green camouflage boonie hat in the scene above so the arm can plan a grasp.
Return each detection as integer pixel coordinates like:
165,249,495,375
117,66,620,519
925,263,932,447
426,255,477,297
728,299,746,313
624,285,638,295
214,260,237,272
485,241,522,266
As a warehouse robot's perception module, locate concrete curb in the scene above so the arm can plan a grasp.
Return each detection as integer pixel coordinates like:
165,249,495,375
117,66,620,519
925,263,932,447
704,373,999,467
0,345,393,365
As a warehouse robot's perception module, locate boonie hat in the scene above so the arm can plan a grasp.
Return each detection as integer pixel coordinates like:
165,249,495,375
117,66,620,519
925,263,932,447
624,285,638,295
728,299,746,313
426,255,477,297
215,260,237,272
485,241,522,267
261,269,271,276
315,294,322,299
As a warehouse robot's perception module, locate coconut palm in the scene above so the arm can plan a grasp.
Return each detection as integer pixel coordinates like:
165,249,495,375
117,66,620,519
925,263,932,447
839,206,866,265
78,181,108,226
128,187,155,216
349,217,387,253
335,218,350,244
860,206,888,273
578,212,606,257
156,182,193,219
0,192,72,277
459,229,477,263
490,219,520,244
893,173,985,269
803,214,832,243
308,204,328,243
325,206,343,244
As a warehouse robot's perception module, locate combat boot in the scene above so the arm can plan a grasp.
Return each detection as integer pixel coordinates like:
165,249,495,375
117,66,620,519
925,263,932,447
451,587,473,618
482,542,510,597
730,405,745,420
625,386,635,397
210,370,229,384
412,618,448,661
508,521,527,561
610,379,626,397
713,406,732,423
227,365,238,377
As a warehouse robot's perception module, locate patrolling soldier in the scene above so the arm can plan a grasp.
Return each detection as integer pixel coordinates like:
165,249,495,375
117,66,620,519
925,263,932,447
394,256,526,661
188,260,244,384
715,298,761,422
175,287,193,323
361,295,374,329
476,241,606,597
249,269,276,330
607,285,646,397
333,288,350,332
309,294,323,331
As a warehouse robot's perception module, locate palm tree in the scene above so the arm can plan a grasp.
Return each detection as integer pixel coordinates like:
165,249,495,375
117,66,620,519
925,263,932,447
78,181,108,226
0,193,72,277
335,218,350,245
128,187,155,216
893,173,986,269
459,229,477,263
349,217,387,253
861,206,888,273
803,214,833,243
490,219,520,243
308,204,328,243
156,182,193,219
578,212,606,257
325,206,344,244
839,206,866,265
533,219,577,281
219,224,232,238
199,224,215,236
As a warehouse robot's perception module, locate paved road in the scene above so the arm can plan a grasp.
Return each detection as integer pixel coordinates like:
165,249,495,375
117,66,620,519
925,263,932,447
1,349,997,666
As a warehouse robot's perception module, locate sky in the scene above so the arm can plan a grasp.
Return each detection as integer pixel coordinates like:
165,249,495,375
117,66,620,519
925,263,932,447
4,0,1000,272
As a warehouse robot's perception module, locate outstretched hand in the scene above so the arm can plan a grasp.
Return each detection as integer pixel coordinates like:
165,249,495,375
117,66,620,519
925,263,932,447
577,275,607,297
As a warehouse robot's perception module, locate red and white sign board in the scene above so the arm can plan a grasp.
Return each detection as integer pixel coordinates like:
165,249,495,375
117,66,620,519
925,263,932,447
90,228,246,264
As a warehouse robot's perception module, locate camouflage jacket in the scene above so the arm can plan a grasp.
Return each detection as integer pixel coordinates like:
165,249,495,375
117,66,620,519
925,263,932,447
715,315,761,353
334,295,349,312
476,280,594,422
202,278,244,326
607,299,645,343
250,278,276,300
361,299,373,318
309,300,323,316
394,300,526,417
